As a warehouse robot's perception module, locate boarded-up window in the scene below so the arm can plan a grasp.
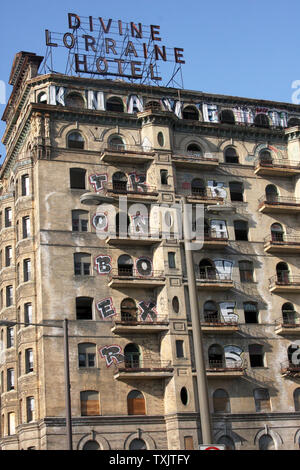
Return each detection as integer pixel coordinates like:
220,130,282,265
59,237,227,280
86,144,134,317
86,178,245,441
127,390,146,415
184,436,194,450
80,391,100,416
239,260,254,282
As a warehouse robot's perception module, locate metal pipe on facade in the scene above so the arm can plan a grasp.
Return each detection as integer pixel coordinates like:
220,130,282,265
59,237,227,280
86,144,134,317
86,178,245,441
63,318,73,450
181,197,213,445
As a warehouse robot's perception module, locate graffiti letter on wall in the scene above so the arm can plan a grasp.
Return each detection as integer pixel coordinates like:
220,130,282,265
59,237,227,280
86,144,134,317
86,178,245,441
99,345,124,367
128,172,148,192
219,302,238,323
89,173,107,192
92,213,108,231
95,255,112,274
138,301,157,322
136,257,153,277
96,297,116,319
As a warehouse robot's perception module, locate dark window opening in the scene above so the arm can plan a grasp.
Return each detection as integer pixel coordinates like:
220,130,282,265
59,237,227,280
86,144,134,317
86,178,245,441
76,297,93,320
249,345,264,367
224,147,239,164
244,303,258,324
106,97,124,112
182,106,199,121
234,220,248,241
67,132,85,149
219,110,235,124
229,182,244,202
70,168,86,189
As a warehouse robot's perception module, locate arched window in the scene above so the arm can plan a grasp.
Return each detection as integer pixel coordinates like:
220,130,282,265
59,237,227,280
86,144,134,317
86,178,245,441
124,344,141,369
65,93,85,108
129,439,147,450
254,388,271,412
217,435,235,450
187,143,202,155
208,344,224,368
213,389,230,413
239,260,254,282
259,150,273,165
70,168,86,189
234,220,248,241
224,147,239,164
276,262,290,284
258,435,275,450
80,391,100,416
37,92,47,104
106,97,124,112
118,255,133,276
191,178,206,197
244,302,258,324
254,113,269,128
199,259,216,280
271,223,284,242
112,172,128,193
282,303,296,325
265,184,278,203
180,387,188,405
249,344,264,367
67,132,85,150
182,106,199,121
127,390,146,415
203,301,219,323
121,298,137,322
76,297,93,320
229,182,244,202
78,343,96,368
83,440,100,450
108,136,125,151
288,118,300,127
219,109,235,124
293,388,300,411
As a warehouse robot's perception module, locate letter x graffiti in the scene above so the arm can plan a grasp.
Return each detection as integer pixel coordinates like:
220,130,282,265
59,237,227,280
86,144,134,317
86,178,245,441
138,301,157,322
99,345,124,367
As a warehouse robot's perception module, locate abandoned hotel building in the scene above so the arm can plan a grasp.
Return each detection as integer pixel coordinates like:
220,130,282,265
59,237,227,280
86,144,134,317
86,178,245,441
1,51,300,450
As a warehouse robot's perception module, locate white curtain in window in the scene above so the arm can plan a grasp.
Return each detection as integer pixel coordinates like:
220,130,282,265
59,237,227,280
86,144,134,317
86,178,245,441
174,100,182,119
202,103,218,122
207,181,227,199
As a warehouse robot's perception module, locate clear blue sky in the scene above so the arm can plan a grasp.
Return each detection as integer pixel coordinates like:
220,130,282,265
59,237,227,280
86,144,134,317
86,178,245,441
1,0,300,161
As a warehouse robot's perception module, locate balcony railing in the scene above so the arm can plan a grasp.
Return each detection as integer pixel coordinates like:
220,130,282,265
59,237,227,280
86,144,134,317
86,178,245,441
116,359,173,372
194,266,232,283
275,312,300,328
269,274,300,288
259,195,300,207
206,360,244,372
172,152,219,165
281,360,300,376
178,187,224,202
200,313,238,327
106,182,158,196
264,234,300,245
254,158,300,171
114,312,169,325
109,268,165,280
103,143,155,154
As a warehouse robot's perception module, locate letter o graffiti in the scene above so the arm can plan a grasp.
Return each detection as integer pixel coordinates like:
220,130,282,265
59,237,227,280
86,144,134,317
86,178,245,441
93,213,108,231
136,257,152,276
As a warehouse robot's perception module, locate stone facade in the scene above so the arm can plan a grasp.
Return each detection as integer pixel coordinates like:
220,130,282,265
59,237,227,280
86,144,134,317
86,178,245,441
0,51,300,450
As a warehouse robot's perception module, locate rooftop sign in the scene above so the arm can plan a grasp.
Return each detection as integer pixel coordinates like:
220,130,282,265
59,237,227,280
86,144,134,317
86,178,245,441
45,13,185,83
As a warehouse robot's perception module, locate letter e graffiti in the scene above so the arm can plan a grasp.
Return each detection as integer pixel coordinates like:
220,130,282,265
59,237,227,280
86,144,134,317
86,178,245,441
96,297,116,319
99,345,124,367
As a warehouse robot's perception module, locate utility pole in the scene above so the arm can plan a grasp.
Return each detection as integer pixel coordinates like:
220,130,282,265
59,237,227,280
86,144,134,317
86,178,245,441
182,197,213,445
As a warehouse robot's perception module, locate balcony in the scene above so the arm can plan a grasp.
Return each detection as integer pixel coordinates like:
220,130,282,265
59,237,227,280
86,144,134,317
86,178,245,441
203,231,229,249
105,182,158,202
269,275,300,293
172,151,219,169
281,360,300,377
254,159,300,176
258,196,300,214
275,313,300,335
200,314,239,334
111,313,169,333
264,234,300,254
114,360,174,380
188,268,233,290
108,268,166,288
205,360,245,378
106,231,162,246
100,144,155,164
176,187,224,205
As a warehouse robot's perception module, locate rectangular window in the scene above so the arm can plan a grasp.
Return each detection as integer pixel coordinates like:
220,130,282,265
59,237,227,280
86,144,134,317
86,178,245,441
22,217,31,239
7,368,14,390
7,327,14,348
23,259,31,282
21,175,30,196
25,349,34,373
72,210,89,232
24,303,33,326
4,208,12,227
184,436,194,450
176,340,184,358
26,397,34,422
239,261,254,282
6,286,13,307
168,252,176,269
5,246,12,267
8,412,15,436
